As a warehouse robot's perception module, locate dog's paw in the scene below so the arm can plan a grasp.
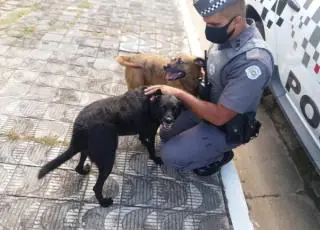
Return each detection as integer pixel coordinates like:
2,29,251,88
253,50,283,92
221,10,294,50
75,164,91,175
151,156,163,165
99,198,113,208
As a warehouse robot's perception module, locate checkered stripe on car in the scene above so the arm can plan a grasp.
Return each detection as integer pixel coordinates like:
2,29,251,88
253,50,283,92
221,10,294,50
291,1,319,72
259,0,286,29
256,0,319,73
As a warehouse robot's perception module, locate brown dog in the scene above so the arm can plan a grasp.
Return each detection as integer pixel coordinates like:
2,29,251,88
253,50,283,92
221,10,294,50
115,53,205,96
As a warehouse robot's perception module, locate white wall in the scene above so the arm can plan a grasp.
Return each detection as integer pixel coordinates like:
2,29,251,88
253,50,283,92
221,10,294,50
185,1,211,53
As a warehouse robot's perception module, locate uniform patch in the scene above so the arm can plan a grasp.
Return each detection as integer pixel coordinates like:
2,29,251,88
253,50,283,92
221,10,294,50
246,49,263,60
245,65,262,80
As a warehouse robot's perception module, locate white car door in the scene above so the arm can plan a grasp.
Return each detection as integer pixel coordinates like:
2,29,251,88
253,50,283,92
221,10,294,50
274,0,320,156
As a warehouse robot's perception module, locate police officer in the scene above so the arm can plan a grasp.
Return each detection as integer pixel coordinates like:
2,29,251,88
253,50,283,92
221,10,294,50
144,0,274,176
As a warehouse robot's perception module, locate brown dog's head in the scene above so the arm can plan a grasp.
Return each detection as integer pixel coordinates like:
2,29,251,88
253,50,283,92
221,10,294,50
163,54,206,81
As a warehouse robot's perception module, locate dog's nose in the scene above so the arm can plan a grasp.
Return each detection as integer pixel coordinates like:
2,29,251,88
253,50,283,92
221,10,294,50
164,117,173,124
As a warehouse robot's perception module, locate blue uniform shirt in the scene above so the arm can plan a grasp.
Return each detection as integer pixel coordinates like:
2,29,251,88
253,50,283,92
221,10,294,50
218,48,273,113
207,19,274,113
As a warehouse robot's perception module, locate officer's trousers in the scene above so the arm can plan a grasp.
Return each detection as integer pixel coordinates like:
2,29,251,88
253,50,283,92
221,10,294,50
159,110,238,171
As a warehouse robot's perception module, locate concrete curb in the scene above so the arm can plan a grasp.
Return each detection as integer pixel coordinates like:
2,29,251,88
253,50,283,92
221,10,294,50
178,0,254,229
221,162,254,230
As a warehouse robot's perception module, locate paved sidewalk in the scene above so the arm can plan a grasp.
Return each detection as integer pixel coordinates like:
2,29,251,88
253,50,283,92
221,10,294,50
0,0,234,229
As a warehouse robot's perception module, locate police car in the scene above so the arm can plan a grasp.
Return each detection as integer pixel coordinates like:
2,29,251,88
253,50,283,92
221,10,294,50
245,0,320,171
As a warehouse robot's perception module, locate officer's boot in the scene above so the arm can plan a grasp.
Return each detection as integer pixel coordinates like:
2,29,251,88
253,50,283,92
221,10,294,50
193,151,234,176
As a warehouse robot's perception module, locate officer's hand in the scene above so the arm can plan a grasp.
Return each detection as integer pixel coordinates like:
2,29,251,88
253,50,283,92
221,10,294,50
144,85,181,97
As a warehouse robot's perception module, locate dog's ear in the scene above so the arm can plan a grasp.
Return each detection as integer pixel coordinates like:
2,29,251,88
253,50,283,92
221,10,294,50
149,89,162,102
193,57,206,68
154,89,162,96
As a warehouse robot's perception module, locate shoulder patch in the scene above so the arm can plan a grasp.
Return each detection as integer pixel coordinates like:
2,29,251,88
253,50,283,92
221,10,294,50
246,49,263,60
245,65,262,80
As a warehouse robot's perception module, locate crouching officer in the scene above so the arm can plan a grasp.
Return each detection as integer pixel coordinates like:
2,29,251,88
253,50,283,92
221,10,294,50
144,0,274,176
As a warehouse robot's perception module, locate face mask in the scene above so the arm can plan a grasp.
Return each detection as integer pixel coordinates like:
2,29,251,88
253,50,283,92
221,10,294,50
205,17,236,44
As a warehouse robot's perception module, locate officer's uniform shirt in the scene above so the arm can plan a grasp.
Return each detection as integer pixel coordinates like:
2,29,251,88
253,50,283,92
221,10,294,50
158,1,276,170
207,19,274,114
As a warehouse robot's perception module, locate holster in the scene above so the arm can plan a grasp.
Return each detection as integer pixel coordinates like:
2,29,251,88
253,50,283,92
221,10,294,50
217,112,261,145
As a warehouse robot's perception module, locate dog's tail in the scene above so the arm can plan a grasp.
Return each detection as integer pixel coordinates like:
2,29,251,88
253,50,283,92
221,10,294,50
38,147,78,179
115,56,143,68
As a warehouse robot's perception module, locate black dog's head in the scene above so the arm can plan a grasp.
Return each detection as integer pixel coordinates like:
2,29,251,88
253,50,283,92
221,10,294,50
148,89,184,129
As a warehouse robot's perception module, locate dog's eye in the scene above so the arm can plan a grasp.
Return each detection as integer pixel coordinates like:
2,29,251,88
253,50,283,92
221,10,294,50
177,58,184,65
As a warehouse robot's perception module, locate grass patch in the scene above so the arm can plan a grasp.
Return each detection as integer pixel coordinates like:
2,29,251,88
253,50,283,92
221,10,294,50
0,7,33,26
50,9,82,31
31,3,41,10
20,25,36,36
7,131,19,141
78,0,92,9
64,21,76,30
7,25,36,38
0,3,40,26
61,140,70,146
92,31,106,37
4,131,70,147
34,136,60,146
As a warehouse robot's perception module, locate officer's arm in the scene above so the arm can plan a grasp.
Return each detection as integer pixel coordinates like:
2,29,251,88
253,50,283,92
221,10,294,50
176,91,238,126
176,59,272,126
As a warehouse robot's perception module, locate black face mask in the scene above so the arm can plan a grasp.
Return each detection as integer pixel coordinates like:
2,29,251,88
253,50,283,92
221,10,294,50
205,17,236,44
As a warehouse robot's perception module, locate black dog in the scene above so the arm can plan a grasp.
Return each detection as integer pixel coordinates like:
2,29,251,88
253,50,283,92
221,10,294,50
37,86,184,207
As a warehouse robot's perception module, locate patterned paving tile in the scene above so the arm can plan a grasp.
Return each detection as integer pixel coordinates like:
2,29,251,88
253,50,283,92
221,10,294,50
0,0,231,229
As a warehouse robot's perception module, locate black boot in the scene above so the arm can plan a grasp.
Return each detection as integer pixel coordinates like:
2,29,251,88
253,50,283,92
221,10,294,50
193,151,234,176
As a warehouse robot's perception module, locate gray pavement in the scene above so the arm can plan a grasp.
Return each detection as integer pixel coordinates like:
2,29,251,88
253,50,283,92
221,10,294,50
234,98,320,230
0,0,232,229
